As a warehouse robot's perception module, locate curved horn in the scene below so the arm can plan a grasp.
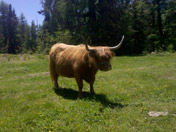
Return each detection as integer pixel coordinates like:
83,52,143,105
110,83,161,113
85,43,95,51
109,35,124,50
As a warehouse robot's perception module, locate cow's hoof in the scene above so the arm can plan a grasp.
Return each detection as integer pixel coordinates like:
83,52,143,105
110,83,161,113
78,94,83,99
56,86,59,89
54,85,59,89
54,86,60,91
90,91,95,95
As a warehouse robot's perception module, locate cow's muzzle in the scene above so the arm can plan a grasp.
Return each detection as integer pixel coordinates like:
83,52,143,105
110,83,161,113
99,62,112,71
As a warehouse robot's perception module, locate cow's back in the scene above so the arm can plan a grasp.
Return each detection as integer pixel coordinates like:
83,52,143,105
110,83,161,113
50,43,87,78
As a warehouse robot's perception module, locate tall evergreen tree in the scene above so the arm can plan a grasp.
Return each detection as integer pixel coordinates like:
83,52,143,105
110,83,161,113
30,20,37,52
164,0,176,51
6,4,19,53
0,1,8,53
130,0,146,54
18,13,29,52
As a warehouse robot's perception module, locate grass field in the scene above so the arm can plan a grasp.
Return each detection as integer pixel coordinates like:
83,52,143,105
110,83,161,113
0,53,176,132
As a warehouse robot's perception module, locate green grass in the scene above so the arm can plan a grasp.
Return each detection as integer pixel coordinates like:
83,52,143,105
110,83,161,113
0,53,176,132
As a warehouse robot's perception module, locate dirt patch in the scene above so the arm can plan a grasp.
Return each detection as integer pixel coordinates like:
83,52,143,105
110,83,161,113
138,67,145,70
1,72,50,82
149,111,169,117
27,72,49,77
167,73,176,80
159,73,176,80
168,75,176,80
0,54,35,62
149,111,176,117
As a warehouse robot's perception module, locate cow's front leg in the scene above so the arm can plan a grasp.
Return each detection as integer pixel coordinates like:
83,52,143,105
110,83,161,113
90,75,95,95
90,83,95,95
75,75,83,99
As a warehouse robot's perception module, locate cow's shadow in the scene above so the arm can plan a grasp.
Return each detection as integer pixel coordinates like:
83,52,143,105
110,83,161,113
54,87,127,109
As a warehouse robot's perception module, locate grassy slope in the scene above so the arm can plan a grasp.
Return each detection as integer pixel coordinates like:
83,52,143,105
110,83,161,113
0,53,176,132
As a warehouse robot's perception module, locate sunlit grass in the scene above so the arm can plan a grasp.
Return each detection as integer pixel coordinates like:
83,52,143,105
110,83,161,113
0,53,176,132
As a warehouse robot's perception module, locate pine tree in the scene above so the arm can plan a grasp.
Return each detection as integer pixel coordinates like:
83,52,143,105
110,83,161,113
164,0,176,51
7,4,19,53
0,1,8,53
18,13,29,52
30,21,37,52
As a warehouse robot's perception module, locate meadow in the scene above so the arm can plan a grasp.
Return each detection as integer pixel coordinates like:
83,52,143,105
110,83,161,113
0,53,176,132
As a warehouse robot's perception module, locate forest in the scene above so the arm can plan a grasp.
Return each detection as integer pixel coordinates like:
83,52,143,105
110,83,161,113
0,0,176,55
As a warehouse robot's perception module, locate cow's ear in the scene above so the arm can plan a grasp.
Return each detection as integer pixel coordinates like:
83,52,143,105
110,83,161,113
111,51,116,57
84,53,89,62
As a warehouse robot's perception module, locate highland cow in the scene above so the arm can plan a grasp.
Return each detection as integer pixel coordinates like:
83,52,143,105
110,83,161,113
49,36,124,98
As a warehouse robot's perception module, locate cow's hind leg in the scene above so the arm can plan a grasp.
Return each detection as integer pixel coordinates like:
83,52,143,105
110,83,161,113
49,56,59,89
75,75,83,99
90,82,95,95
54,74,59,89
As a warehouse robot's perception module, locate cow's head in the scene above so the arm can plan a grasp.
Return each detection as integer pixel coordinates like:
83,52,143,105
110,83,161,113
85,36,124,71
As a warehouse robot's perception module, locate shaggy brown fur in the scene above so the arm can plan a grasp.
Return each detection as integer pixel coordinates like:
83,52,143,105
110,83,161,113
49,43,115,98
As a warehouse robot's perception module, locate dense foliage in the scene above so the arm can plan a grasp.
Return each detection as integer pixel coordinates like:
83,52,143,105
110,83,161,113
0,0,176,55
0,1,39,54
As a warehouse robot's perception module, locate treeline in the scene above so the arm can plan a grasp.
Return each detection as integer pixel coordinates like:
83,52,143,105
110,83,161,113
0,0,176,55
0,1,38,54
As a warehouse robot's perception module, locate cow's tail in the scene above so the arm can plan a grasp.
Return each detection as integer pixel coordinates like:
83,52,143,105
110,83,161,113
49,51,57,82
